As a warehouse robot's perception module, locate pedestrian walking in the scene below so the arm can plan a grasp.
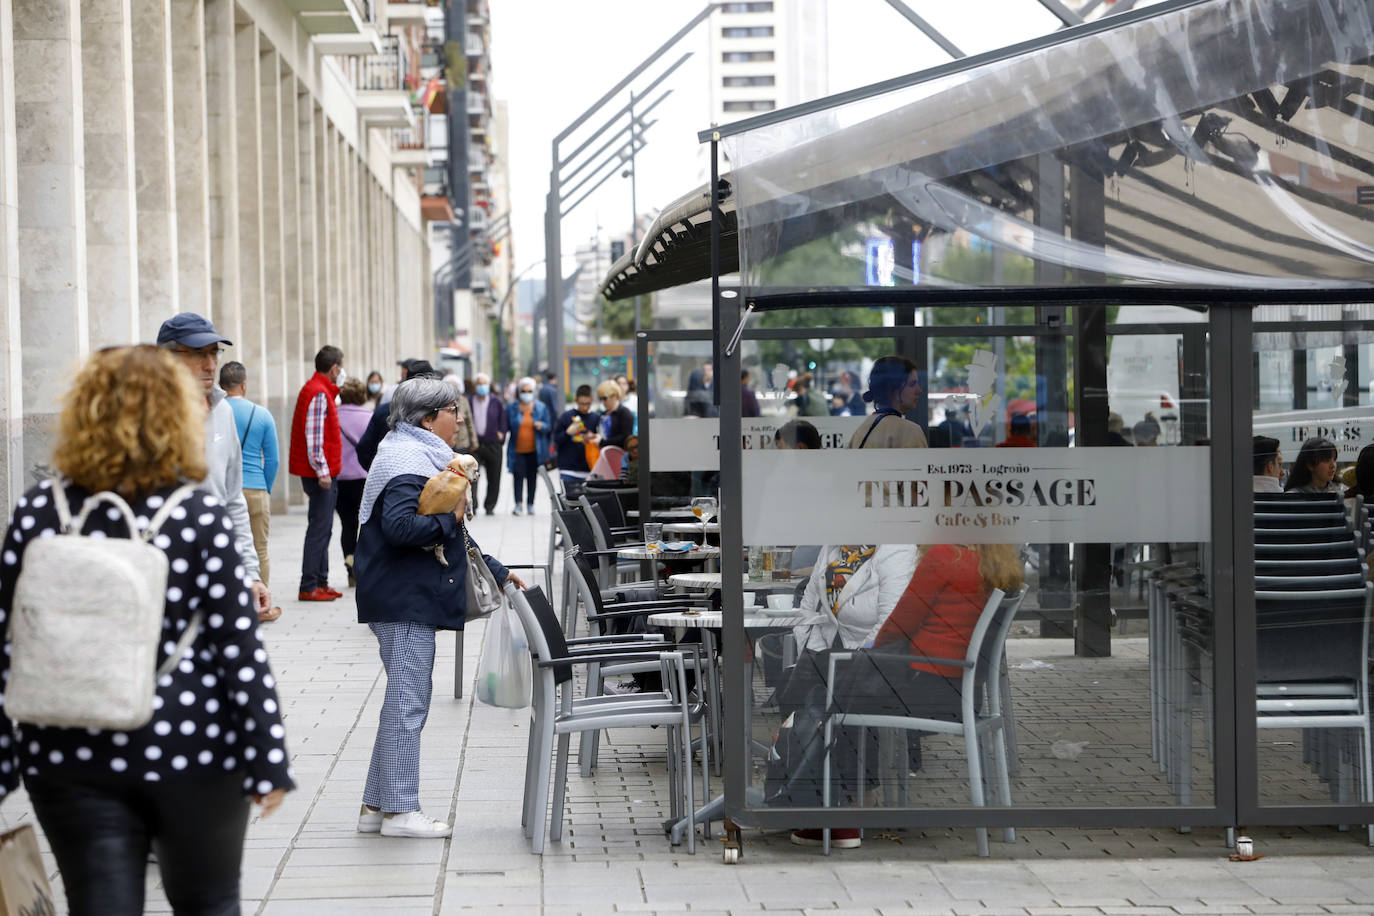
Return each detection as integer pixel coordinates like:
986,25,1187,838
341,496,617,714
336,377,372,588
467,371,507,515
158,312,273,619
290,345,345,602
354,377,525,837
220,360,283,622
554,384,600,489
506,376,551,515
0,345,293,914
537,369,561,459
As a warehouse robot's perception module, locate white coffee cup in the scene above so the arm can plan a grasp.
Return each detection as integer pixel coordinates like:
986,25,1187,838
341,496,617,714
767,594,793,610
742,591,758,607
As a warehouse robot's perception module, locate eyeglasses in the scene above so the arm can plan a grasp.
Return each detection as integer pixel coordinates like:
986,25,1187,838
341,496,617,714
172,346,223,359
599,396,614,402
436,405,459,416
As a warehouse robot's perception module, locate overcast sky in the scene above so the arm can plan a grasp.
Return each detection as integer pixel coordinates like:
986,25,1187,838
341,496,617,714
486,0,1072,289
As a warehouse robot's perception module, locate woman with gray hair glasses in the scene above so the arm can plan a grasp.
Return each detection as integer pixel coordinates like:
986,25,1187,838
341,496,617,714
353,377,525,838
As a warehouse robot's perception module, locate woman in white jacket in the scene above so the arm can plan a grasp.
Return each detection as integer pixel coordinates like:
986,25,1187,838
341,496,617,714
776,541,916,849
791,544,918,653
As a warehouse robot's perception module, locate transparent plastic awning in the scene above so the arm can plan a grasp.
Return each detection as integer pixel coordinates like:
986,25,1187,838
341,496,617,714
712,0,1374,300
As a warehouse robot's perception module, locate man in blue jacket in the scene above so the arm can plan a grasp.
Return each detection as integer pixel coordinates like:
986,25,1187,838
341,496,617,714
220,361,281,622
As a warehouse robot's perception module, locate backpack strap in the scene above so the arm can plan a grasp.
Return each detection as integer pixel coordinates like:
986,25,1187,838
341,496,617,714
47,478,74,533
67,489,141,538
239,405,256,450
142,485,198,543
856,411,898,449
155,610,205,679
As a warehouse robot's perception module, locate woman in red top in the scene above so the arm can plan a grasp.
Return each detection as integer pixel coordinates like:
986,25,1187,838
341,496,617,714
862,543,1025,719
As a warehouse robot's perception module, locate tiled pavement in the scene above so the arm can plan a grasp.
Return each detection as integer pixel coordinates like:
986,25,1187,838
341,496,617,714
4,479,1373,914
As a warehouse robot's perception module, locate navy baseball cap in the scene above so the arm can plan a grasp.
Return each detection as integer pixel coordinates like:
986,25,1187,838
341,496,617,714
156,312,233,349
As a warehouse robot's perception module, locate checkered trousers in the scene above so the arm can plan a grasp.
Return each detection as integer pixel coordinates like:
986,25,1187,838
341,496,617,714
363,621,437,813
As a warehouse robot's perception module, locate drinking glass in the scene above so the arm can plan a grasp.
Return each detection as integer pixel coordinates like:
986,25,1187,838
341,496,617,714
643,522,663,545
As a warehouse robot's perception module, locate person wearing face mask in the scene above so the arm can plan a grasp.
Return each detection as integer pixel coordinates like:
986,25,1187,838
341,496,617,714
365,371,385,408
290,345,346,601
554,385,601,488
467,372,508,516
506,377,551,516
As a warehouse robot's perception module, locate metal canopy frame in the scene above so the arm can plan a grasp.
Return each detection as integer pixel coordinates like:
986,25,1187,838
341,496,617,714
689,1,1374,841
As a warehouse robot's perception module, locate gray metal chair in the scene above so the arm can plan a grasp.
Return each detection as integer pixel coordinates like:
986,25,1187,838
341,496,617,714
506,584,710,854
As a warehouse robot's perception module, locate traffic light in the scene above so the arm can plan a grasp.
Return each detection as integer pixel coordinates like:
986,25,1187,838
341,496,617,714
807,360,817,370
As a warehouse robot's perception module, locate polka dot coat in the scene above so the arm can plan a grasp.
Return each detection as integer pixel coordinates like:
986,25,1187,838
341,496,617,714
0,480,295,799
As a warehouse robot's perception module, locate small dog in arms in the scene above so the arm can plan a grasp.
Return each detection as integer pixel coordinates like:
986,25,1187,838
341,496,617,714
417,453,480,567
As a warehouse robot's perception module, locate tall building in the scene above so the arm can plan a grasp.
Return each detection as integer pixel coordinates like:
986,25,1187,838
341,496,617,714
707,0,829,127
0,0,450,516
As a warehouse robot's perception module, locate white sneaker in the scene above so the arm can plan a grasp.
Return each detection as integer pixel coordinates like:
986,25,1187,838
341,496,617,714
380,810,453,838
358,804,382,834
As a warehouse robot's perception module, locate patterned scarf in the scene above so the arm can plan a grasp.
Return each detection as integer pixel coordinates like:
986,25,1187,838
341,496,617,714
824,545,876,615
359,421,455,525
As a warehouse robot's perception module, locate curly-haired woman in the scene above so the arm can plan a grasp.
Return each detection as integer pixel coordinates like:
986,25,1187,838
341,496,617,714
0,345,293,914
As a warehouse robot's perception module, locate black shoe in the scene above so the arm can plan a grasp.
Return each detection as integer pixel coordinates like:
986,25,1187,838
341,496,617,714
485,509,494,516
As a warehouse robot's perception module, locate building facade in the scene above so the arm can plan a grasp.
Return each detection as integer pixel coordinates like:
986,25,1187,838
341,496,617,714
0,0,453,517
706,0,828,126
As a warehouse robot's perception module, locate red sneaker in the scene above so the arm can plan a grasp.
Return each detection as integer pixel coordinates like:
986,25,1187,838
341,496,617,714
790,828,860,848
298,587,337,602
323,587,344,598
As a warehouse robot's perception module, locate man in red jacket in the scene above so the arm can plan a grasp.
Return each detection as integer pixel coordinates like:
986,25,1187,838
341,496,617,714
290,345,345,601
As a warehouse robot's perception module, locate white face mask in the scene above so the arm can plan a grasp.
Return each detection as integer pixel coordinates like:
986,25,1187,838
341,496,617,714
367,382,382,395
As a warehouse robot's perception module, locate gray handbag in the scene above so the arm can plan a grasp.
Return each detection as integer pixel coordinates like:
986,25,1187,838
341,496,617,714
463,523,503,621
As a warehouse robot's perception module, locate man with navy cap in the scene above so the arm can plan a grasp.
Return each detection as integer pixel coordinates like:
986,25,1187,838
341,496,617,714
158,312,273,621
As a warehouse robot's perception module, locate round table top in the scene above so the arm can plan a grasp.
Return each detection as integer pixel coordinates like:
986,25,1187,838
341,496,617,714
647,610,805,629
662,521,720,534
633,508,697,519
618,544,721,562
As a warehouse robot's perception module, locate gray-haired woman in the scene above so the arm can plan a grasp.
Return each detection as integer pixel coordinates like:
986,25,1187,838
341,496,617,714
353,377,525,837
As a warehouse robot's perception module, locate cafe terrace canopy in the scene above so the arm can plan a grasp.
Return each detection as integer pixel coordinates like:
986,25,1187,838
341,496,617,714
600,0,1374,305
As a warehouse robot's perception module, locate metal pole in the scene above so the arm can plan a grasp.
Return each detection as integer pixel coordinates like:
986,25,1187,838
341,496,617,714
629,89,641,338
546,4,721,427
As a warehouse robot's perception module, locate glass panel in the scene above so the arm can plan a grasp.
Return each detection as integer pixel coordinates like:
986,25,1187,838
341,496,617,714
1251,306,1374,808
723,1,1374,297
643,333,909,506
733,306,1213,816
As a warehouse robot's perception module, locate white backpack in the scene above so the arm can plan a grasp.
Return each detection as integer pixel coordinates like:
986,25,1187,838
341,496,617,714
7,481,201,731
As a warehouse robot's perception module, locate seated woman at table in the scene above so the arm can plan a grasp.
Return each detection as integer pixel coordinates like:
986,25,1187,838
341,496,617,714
774,542,916,848
1284,436,1342,495
865,543,1025,722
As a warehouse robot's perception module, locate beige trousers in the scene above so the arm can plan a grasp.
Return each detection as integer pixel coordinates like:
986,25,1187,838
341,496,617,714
243,488,271,586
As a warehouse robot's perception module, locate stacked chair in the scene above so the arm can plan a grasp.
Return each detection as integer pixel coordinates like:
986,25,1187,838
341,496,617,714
1253,491,1373,845
1150,491,1372,844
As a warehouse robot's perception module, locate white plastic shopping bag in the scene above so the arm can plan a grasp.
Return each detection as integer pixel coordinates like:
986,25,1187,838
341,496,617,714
474,602,532,708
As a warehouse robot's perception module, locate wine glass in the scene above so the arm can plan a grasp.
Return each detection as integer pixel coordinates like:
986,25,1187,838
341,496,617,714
690,496,718,527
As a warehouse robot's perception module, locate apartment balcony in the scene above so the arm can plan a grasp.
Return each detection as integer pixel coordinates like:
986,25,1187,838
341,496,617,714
288,0,383,55
467,149,487,176
386,0,429,26
420,167,453,222
470,265,491,293
343,36,413,128
464,32,486,58
419,41,446,80
390,109,434,169
465,0,488,24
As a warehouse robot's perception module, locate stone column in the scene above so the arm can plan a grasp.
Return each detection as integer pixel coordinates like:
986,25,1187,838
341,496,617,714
170,0,211,320
14,0,89,477
204,0,238,332
258,45,283,402
0,0,25,510
258,47,288,513
80,0,137,349
272,75,303,513
130,0,179,332
233,21,263,382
